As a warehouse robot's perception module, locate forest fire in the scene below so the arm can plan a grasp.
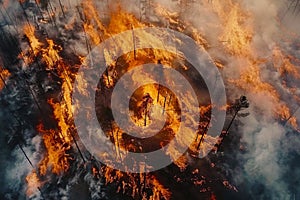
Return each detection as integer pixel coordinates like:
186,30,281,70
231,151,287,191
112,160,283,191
0,0,300,200
19,4,205,199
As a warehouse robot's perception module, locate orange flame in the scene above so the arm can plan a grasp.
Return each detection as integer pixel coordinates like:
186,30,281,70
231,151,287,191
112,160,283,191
210,0,298,128
37,124,71,175
23,24,42,56
212,0,253,53
25,171,41,197
148,175,171,200
272,47,300,79
42,39,62,69
228,61,297,124
0,67,10,91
